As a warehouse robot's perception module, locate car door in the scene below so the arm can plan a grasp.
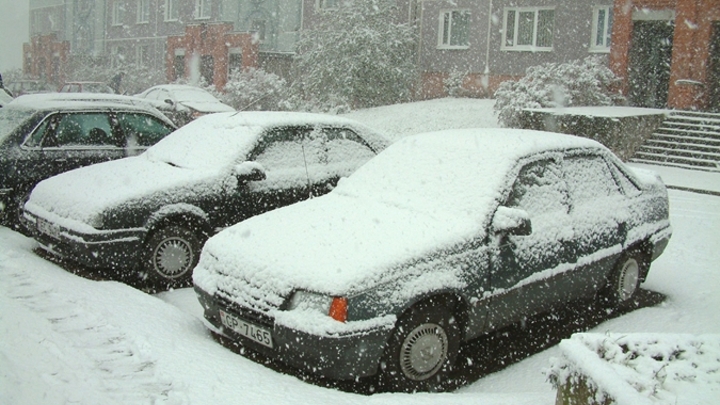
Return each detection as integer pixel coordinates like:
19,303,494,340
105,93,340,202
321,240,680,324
559,152,628,300
485,157,574,328
25,111,125,183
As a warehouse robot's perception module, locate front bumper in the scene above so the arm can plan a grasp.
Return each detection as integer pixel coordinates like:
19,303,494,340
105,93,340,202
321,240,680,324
23,211,146,271
195,286,393,381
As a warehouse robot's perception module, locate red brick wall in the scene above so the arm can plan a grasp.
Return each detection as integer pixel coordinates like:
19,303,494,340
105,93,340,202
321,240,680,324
166,23,259,91
24,33,70,87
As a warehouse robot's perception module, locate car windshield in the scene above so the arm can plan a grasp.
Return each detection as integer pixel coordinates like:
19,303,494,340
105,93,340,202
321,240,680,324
0,108,38,143
144,113,260,170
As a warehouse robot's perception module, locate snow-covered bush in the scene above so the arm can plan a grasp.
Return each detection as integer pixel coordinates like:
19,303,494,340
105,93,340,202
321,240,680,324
289,0,417,112
444,70,469,98
548,333,720,405
219,68,288,111
494,56,623,128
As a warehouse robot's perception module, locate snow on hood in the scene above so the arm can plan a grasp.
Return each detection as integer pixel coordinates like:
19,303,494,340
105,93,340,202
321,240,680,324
178,101,235,113
25,156,224,230
194,128,605,296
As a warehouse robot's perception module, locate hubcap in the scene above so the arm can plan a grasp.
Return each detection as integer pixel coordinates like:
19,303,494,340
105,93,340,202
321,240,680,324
618,258,640,302
153,237,193,279
399,323,448,381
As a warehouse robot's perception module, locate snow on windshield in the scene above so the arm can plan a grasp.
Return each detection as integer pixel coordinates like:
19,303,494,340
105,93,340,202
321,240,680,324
145,112,261,170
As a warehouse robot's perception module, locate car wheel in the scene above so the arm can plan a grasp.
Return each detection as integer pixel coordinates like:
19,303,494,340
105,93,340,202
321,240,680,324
143,225,202,289
379,299,460,392
602,249,646,308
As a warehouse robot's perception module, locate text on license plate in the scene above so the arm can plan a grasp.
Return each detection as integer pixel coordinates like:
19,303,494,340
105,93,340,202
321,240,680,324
37,218,61,239
219,309,273,348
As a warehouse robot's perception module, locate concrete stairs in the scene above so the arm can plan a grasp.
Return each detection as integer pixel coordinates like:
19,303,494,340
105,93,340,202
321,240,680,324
630,111,720,172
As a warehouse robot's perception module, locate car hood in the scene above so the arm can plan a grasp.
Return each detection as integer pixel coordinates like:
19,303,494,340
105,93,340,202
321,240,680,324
193,190,487,299
178,100,235,114
25,155,225,230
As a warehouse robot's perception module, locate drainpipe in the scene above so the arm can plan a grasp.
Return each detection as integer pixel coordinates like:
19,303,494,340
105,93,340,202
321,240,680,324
484,0,493,76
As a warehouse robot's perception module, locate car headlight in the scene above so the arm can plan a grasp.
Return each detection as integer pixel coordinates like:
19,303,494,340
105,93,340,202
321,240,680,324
287,290,348,322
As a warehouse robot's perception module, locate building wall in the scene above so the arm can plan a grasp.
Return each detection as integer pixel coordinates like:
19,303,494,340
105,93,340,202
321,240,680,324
417,0,614,99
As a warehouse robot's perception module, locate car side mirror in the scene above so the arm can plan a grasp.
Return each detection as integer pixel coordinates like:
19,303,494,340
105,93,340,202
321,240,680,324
164,99,175,107
492,206,532,236
234,161,266,183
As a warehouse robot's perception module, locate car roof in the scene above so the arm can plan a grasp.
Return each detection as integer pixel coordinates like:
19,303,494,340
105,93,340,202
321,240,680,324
7,93,171,114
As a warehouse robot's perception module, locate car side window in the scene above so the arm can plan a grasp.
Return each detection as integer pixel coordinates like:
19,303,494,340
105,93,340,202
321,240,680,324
252,126,313,171
116,113,174,147
320,127,376,173
24,117,54,148
610,162,642,197
563,154,622,204
506,159,569,217
53,113,116,147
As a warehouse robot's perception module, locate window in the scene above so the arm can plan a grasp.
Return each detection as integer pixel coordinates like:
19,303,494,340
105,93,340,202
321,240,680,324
590,6,613,52
251,19,267,42
228,49,243,73
52,113,116,147
173,50,185,80
439,10,470,48
317,0,340,10
112,1,125,26
136,45,150,66
195,0,211,19
503,7,554,51
137,0,150,23
165,0,178,21
563,155,621,204
117,113,174,147
506,159,569,217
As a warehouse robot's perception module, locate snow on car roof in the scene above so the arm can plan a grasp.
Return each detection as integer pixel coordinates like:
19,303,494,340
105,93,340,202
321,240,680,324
7,92,163,112
146,111,387,170
195,128,606,296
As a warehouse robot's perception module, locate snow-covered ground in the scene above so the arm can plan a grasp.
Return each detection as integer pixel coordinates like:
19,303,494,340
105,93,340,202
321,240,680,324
2,98,719,404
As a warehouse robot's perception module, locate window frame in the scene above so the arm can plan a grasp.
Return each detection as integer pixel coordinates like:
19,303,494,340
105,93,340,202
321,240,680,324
502,7,555,52
112,1,126,26
164,0,179,22
590,6,613,53
317,0,340,10
438,9,471,49
137,0,150,24
195,0,211,20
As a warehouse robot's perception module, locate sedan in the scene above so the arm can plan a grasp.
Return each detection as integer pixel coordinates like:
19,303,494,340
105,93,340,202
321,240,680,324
0,93,176,231
23,112,389,289
135,84,235,126
193,128,672,392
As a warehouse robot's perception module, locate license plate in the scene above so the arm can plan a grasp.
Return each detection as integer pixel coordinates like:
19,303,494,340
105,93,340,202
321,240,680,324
219,309,273,348
37,218,61,240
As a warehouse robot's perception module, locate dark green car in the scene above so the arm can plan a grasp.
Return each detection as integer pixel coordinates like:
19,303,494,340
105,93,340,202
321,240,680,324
194,128,672,392
23,111,388,289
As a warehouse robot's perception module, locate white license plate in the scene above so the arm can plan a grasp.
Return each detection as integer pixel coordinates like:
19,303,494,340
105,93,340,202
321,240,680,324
219,309,273,348
37,218,61,240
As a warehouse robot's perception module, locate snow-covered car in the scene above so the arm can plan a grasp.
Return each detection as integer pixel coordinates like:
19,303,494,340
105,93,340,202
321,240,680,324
135,84,235,126
193,128,672,392
0,89,12,107
0,93,176,231
23,112,389,288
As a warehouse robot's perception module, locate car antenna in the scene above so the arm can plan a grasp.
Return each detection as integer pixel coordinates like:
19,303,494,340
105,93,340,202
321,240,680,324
301,143,313,198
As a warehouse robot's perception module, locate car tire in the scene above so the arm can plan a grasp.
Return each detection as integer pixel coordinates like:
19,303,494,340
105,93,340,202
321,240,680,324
378,299,460,392
142,225,202,289
602,249,646,308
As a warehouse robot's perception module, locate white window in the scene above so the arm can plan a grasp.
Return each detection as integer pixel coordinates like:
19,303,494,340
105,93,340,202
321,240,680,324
251,19,267,41
165,0,179,21
112,1,125,26
317,0,340,10
438,10,470,49
590,6,613,52
195,0,211,19
503,7,554,51
137,0,150,23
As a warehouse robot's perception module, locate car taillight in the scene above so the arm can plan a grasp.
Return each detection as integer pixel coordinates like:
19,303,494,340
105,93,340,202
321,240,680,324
329,297,348,322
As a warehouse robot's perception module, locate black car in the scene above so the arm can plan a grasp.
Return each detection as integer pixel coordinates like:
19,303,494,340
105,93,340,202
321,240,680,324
1,94,176,230
193,128,672,392
23,111,389,289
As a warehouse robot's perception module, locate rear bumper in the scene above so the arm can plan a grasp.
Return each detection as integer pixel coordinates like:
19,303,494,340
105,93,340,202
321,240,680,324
195,286,393,381
23,211,145,271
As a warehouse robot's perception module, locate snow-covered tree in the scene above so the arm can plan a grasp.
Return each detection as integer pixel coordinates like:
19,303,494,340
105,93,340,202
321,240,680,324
289,0,417,112
494,56,624,128
219,68,288,111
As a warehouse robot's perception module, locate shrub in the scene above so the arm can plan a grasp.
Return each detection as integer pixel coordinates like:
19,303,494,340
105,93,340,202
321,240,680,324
494,56,624,128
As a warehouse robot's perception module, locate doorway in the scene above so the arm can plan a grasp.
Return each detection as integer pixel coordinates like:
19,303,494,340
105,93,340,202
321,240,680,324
628,19,675,108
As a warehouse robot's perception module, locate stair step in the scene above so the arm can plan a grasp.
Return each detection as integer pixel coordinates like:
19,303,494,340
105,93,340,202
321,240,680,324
644,140,720,153
629,158,720,172
637,145,720,159
652,130,720,143
631,152,720,169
